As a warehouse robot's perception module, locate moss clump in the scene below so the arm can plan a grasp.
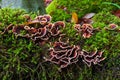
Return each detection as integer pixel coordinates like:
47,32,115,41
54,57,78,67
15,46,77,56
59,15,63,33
0,34,43,79
83,29,110,51
61,22,81,45
0,8,45,79
82,17,120,80
83,10,120,55
0,8,26,31
92,10,120,28
46,0,119,21
0,8,81,80
0,6,120,80
0,8,37,32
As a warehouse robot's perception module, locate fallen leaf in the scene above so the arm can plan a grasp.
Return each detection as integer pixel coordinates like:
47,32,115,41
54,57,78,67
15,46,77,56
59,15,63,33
78,13,95,25
71,12,78,23
70,12,95,25
83,13,95,19
79,13,95,25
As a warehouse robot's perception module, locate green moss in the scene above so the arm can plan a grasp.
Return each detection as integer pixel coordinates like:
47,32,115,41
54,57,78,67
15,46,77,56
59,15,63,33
0,8,44,79
46,0,118,21
92,10,120,28
61,22,81,45
83,10,120,55
0,8,81,80
46,0,57,14
0,34,43,79
83,29,109,50
0,8,37,33
0,7,120,80
0,8,26,30
82,24,120,80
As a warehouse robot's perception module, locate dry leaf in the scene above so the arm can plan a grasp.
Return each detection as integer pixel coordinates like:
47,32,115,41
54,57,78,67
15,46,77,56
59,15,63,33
83,13,95,19
79,13,95,25
71,12,78,23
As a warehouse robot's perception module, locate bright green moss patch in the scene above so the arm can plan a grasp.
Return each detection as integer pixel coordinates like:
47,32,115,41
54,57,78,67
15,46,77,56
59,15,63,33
61,22,81,45
0,8,26,29
82,28,120,80
83,29,110,51
0,8,37,32
46,0,119,21
0,8,43,79
92,10,120,28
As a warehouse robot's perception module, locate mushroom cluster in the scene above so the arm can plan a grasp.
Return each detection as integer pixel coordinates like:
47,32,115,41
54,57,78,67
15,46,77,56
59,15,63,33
104,23,118,30
12,15,65,44
3,14,106,69
45,38,105,69
82,50,106,67
44,38,81,69
74,24,94,38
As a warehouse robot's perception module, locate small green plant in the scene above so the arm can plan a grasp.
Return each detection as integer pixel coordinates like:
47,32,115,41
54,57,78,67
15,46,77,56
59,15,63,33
102,2,120,9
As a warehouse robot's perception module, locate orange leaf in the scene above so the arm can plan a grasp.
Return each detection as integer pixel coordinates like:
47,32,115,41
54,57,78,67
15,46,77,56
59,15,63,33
71,12,78,23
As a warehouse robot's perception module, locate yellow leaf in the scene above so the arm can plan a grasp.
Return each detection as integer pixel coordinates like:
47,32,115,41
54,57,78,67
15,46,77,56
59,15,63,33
71,12,78,23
